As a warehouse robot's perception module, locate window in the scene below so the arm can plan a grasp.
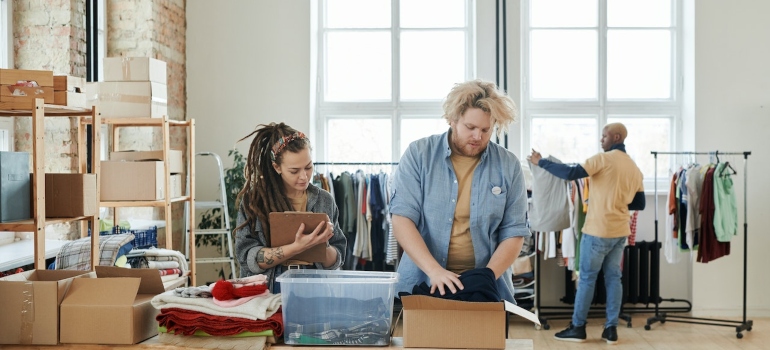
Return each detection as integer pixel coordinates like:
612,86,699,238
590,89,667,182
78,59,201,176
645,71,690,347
522,0,680,185
315,0,474,167
1,0,12,69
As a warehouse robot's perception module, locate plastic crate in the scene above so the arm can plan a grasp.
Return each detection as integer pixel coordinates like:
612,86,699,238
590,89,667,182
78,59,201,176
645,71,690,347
96,226,158,249
275,270,398,346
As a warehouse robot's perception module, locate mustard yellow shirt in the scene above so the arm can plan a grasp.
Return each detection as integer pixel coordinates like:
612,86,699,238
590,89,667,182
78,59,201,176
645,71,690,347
446,153,480,273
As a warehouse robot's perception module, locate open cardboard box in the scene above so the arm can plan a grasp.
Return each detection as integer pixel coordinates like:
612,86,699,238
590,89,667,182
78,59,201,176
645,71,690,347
400,295,541,349
0,270,94,345
59,266,167,345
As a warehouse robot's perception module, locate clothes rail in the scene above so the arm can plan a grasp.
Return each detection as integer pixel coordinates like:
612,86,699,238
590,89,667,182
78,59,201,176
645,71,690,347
314,162,399,165
646,151,753,339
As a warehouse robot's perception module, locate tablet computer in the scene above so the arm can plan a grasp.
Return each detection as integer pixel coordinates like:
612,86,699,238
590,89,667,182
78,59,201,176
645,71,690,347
268,212,328,262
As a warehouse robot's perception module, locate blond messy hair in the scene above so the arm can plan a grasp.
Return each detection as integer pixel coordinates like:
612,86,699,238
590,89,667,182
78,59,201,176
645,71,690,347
442,79,519,137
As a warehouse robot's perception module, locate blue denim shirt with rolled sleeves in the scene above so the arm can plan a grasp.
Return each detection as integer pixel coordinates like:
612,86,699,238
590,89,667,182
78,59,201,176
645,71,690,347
390,131,530,303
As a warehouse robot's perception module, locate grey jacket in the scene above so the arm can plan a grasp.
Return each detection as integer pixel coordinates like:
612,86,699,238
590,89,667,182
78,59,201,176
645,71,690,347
234,183,346,291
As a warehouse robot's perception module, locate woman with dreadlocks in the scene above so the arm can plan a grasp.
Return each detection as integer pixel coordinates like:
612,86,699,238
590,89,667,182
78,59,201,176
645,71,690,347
233,122,346,292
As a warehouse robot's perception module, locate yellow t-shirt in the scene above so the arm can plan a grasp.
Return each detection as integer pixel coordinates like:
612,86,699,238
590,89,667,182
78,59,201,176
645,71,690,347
580,150,644,238
446,153,480,273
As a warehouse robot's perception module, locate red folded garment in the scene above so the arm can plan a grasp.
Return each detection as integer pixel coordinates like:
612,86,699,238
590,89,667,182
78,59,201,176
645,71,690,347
212,280,267,300
158,268,182,276
156,307,283,337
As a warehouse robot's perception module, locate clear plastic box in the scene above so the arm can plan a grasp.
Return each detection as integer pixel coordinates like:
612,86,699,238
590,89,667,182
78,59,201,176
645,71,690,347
276,269,399,346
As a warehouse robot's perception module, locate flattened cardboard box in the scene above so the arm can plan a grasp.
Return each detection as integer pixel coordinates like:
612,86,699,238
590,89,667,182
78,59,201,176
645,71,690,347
45,173,97,217
103,57,167,84
400,295,540,349
60,266,167,345
110,149,184,174
0,270,94,345
100,160,165,201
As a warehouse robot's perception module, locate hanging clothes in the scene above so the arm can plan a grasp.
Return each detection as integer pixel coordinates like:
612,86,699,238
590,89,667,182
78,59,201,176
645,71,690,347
697,165,730,263
713,162,738,242
528,156,571,232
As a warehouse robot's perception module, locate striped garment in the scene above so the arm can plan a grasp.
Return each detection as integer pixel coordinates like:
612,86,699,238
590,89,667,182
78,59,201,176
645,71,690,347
56,234,135,270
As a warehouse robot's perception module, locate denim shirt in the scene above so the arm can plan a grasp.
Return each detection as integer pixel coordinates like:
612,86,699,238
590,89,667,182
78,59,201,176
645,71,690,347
390,131,529,303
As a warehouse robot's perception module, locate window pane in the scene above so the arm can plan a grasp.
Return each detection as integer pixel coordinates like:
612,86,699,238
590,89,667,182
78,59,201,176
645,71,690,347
326,32,391,101
400,117,448,156
401,0,465,28
327,118,392,163
530,0,597,28
608,117,671,179
531,118,597,163
530,30,597,99
608,0,671,27
607,30,671,99
326,0,390,28
401,31,465,100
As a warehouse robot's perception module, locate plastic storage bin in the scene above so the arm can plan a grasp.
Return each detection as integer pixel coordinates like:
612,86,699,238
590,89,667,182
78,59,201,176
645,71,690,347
276,269,398,346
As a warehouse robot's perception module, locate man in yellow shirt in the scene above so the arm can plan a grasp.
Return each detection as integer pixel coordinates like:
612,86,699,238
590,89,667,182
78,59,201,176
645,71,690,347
528,123,645,344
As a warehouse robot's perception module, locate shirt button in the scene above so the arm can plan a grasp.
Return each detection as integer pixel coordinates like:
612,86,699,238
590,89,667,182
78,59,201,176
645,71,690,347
451,199,456,202
454,180,458,183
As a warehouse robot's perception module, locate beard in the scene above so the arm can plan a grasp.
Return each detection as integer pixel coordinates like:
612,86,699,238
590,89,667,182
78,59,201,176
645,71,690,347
450,128,486,157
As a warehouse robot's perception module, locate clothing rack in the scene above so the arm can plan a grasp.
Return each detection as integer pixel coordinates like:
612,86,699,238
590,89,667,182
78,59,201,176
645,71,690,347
314,162,399,166
646,151,753,339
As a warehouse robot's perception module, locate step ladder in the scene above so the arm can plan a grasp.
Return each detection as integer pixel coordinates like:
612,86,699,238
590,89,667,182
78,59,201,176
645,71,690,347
184,152,237,279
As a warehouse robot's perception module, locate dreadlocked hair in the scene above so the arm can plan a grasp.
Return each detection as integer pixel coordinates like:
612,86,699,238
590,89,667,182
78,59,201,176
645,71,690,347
234,122,311,244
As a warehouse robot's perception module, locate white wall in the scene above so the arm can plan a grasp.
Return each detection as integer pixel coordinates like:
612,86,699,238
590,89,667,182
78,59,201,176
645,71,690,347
187,1,312,204
690,0,770,317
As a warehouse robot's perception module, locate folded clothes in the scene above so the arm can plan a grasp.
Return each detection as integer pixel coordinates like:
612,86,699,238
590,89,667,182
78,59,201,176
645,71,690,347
158,325,273,337
152,290,282,321
174,285,213,298
157,307,283,337
212,280,267,301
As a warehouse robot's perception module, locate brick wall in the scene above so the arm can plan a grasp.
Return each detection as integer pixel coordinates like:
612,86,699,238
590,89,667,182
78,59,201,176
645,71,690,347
12,0,88,239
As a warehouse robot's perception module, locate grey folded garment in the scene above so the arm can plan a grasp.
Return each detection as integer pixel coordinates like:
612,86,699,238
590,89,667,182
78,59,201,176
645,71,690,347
174,284,213,298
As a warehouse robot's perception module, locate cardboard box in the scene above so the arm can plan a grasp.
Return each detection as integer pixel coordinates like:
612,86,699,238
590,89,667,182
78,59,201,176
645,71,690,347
85,81,167,118
45,174,97,217
53,91,87,108
170,174,182,198
0,68,54,87
103,57,167,84
60,266,166,345
0,151,31,222
53,75,85,92
110,150,184,174
0,270,94,345
100,161,165,201
400,295,541,349
0,85,54,103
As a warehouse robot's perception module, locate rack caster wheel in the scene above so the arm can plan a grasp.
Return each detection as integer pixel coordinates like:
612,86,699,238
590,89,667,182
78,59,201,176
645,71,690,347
627,322,632,328
736,332,743,339
644,325,651,330
543,323,550,330
748,326,752,331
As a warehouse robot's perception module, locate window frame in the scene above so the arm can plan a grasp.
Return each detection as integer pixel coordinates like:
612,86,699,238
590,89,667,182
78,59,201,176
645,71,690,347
1,0,12,69
520,0,683,190
314,0,477,163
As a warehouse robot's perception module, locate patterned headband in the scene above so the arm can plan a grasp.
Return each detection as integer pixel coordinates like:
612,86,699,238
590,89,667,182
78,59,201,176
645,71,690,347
270,131,308,161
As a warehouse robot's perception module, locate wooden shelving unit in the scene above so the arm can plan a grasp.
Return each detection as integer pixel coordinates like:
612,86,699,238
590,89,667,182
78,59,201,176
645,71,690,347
0,99,100,271
80,115,197,286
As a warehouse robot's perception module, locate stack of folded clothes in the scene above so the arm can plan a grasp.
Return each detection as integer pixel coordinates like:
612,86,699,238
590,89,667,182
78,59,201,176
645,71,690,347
151,275,282,350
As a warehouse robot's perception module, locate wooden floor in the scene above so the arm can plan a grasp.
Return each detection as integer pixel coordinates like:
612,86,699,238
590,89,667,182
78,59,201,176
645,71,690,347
1,314,765,349
505,314,768,349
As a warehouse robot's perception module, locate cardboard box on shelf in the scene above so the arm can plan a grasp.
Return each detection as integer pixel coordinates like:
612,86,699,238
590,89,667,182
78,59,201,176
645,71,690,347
110,150,184,174
0,270,94,345
85,81,167,118
52,91,87,108
0,151,31,222
53,75,85,92
45,174,97,217
170,174,182,199
100,161,165,201
0,68,54,87
103,57,167,84
0,85,54,103
60,266,167,345
400,295,541,349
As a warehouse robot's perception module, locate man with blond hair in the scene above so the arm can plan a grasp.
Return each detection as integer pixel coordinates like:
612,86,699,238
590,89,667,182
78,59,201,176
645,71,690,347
528,122,645,344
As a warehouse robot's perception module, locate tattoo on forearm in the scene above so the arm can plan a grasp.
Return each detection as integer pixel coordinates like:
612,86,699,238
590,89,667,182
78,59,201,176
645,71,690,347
258,247,284,266
274,247,285,259
257,250,265,263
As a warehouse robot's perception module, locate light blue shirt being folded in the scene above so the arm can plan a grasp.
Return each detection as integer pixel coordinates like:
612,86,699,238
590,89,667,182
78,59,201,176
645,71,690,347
390,130,530,303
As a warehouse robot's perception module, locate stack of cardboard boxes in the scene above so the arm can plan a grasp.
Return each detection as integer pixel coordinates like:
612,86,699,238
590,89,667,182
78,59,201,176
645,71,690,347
86,57,168,118
0,68,53,108
102,149,184,201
